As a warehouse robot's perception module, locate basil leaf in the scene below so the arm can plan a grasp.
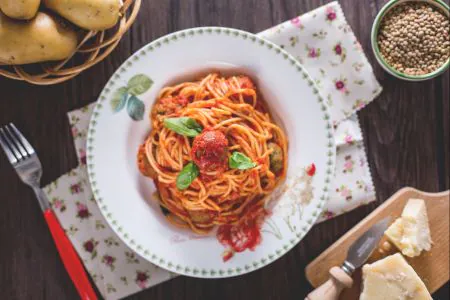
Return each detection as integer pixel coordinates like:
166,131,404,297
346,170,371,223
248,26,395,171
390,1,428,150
176,162,199,190
229,152,257,170
111,87,128,112
126,95,145,121
127,74,153,96
164,117,203,137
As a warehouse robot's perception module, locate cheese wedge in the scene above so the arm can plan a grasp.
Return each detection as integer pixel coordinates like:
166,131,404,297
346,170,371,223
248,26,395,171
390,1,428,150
360,253,432,300
385,198,432,257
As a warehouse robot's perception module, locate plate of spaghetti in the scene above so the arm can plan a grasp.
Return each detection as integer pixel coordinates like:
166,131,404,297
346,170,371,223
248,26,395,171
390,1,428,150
87,27,335,278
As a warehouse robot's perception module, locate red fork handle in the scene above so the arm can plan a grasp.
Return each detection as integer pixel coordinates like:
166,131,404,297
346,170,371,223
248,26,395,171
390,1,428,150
44,209,97,300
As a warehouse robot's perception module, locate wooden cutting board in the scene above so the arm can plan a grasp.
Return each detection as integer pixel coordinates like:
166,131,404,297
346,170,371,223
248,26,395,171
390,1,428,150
305,187,449,300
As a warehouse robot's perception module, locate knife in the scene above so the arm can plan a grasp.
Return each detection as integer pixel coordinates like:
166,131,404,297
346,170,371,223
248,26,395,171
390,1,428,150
305,217,391,300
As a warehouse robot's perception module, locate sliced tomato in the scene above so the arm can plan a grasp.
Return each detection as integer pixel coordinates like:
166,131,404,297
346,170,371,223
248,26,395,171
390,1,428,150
306,163,316,176
222,249,234,262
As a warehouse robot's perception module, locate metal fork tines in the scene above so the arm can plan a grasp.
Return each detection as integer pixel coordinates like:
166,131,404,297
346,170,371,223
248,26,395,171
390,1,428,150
0,123,48,210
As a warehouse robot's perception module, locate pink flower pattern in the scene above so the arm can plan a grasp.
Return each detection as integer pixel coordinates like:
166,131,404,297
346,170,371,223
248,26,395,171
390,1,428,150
344,134,355,146
102,254,117,271
135,271,150,289
321,209,336,220
79,149,87,165
76,202,91,220
326,6,337,22
70,182,83,194
333,42,347,62
83,238,99,259
353,40,363,52
71,126,78,137
333,77,350,95
334,44,342,55
343,155,355,173
359,157,366,167
352,99,368,110
290,16,304,29
336,185,352,201
51,197,66,212
306,45,321,58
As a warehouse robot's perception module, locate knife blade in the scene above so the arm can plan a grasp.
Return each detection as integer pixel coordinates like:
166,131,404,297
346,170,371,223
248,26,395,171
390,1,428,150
306,217,392,300
341,217,391,274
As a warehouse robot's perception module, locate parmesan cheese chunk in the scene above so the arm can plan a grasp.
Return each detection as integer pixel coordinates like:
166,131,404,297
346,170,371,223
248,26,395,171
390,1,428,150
385,199,432,257
360,253,432,300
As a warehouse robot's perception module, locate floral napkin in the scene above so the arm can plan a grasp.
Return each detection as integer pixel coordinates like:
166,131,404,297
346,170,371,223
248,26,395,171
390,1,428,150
44,2,381,299
259,1,382,219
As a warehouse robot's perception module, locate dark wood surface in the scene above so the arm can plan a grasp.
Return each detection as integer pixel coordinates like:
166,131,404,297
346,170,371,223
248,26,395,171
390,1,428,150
0,0,448,299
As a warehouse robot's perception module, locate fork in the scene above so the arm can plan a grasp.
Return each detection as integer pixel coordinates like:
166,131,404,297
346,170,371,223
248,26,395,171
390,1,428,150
0,123,97,300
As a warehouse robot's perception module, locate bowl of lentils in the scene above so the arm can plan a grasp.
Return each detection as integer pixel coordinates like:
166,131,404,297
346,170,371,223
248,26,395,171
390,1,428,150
371,0,449,81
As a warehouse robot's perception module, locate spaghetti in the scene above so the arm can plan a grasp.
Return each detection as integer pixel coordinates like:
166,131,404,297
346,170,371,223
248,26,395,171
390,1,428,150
137,73,287,234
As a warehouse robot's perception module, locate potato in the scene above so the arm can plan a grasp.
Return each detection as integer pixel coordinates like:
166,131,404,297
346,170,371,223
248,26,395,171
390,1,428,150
43,0,121,30
0,12,78,65
0,0,40,20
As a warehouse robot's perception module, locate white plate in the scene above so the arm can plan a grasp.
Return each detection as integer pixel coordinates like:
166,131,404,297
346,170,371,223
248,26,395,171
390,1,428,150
87,27,335,278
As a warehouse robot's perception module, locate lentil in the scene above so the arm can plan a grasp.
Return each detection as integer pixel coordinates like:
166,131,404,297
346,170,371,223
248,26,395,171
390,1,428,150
378,2,450,76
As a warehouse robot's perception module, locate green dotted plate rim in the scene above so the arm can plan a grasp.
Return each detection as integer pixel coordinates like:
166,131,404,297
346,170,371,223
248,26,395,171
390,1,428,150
86,26,336,278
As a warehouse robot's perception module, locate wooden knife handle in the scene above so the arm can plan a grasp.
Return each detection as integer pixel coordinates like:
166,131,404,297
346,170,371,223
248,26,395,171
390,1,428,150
305,267,353,300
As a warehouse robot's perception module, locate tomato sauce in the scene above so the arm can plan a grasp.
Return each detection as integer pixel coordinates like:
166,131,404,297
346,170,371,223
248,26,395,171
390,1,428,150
237,76,255,90
217,222,261,252
217,206,266,262
154,95,189,116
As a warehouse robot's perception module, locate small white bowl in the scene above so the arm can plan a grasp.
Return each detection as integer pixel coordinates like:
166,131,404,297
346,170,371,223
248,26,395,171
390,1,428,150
371,0,450,81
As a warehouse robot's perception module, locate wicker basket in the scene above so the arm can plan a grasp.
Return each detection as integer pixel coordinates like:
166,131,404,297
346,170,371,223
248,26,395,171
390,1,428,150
0,0,141,85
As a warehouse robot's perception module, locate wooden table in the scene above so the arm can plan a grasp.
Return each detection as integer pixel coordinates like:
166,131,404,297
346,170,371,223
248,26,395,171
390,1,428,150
0,0,448,299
